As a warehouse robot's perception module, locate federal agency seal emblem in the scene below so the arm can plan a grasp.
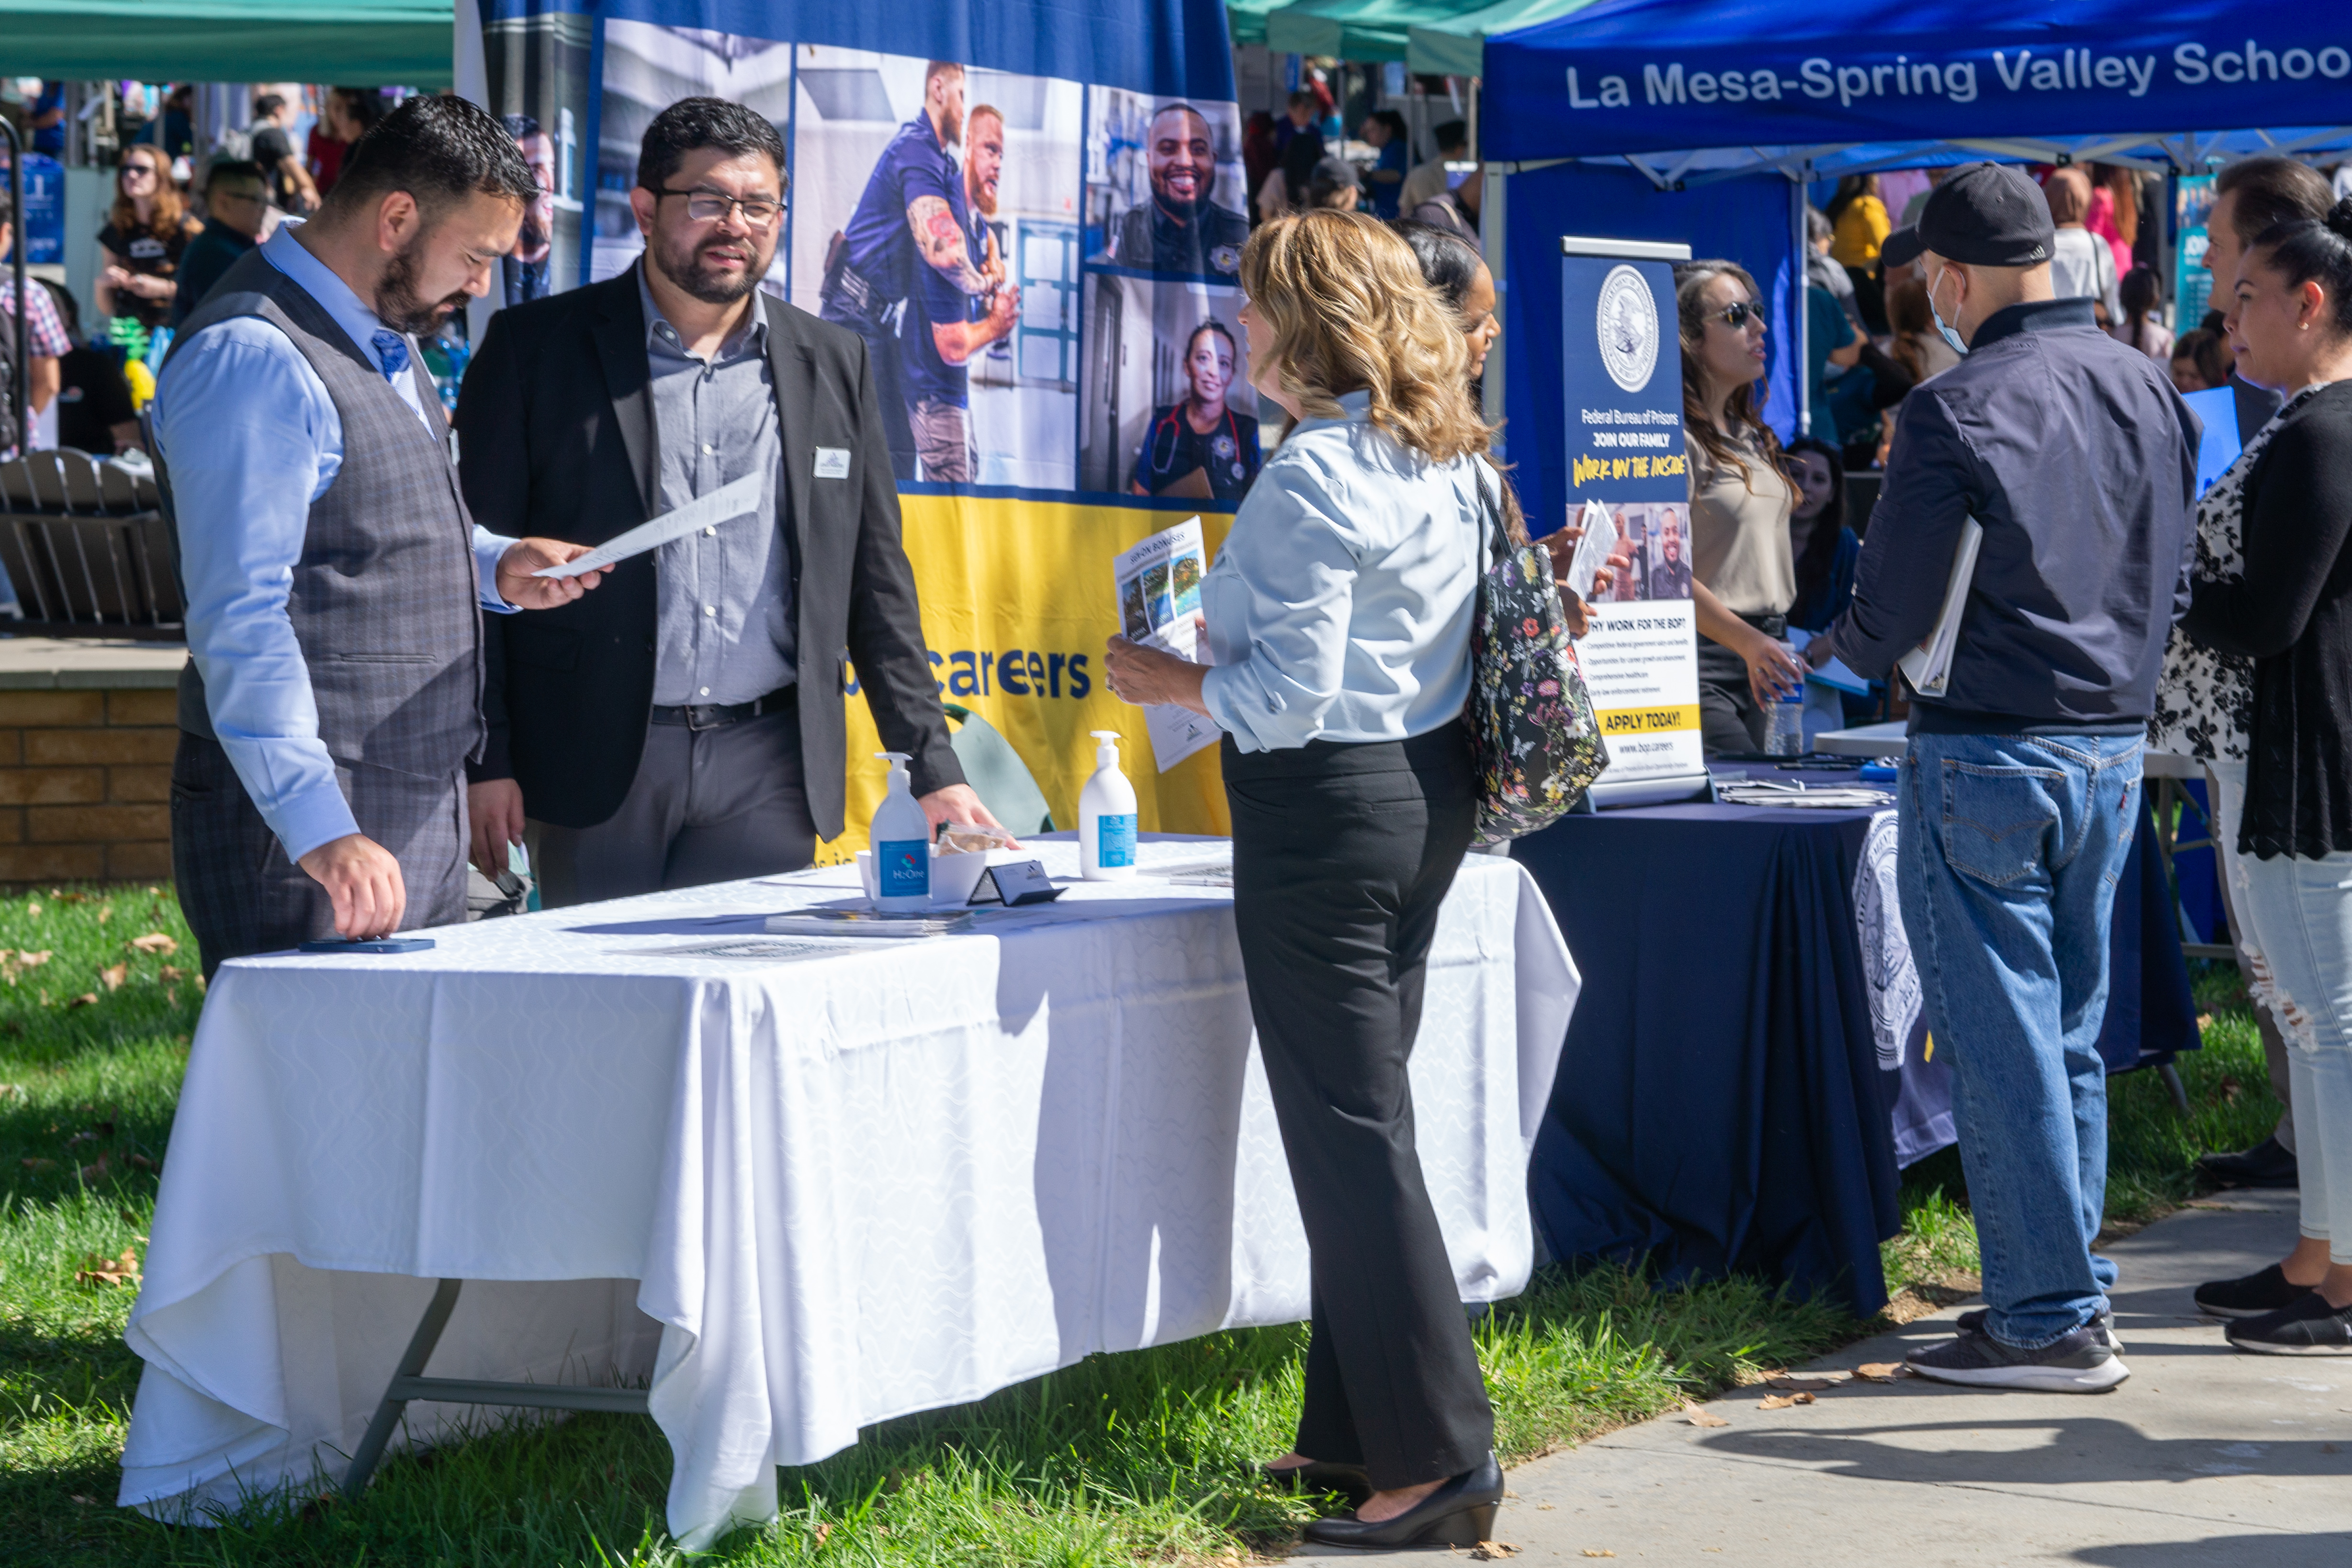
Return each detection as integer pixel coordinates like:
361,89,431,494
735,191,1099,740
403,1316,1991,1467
1595,264,1659,394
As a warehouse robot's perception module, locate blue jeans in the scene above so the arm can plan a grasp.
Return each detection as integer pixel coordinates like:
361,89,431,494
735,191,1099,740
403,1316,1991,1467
1898,733,2142,1347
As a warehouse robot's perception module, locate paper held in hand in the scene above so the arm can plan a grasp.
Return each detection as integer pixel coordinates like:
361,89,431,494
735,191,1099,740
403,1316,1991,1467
530,472,764,578
1897,517,1984,699
1114,516,1219,773
1560,498,1619,602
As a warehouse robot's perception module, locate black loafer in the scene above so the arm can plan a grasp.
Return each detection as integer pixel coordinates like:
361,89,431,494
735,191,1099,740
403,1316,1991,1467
2197,1136,2299,1190
1300,1452,1504,1549
2226,1291,2352,1355
1262,1459,1372,1505
2194,1263,2318,1320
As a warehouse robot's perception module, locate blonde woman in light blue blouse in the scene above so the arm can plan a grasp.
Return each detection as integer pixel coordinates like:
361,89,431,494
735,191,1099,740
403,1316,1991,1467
1103,209,1505,1550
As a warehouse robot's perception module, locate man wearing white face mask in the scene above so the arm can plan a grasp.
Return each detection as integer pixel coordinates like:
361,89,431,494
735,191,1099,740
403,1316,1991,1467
1809,162,2200,1394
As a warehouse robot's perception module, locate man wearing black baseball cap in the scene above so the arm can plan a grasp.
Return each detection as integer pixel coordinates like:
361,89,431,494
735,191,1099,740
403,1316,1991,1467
1812,162,2199,1393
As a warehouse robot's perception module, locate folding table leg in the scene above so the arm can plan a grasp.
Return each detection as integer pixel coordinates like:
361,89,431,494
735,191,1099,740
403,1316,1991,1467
342,1277,464,1501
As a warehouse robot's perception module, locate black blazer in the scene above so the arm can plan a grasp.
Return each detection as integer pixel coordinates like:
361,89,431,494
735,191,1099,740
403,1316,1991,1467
453,265,962,837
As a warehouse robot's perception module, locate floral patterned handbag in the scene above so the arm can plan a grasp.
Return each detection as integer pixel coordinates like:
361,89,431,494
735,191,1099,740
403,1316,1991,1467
1465,464,1607,843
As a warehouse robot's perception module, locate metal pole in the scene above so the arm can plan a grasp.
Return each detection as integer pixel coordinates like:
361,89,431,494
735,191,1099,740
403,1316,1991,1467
2,119,27,459
1791,166,1810,439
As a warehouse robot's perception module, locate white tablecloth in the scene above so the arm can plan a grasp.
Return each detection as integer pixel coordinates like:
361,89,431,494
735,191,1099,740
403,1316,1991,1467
118,838,1575,1547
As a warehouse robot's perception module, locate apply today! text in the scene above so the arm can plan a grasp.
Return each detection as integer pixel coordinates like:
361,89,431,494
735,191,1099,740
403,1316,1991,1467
1564,38,2352,113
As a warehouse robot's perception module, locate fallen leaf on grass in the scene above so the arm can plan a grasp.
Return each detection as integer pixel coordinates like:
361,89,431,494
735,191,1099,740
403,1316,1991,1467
80,1153,112,1183
25,902,41,918
67,993,98,1009
811,1522,831,1546
1757,1393,1816,1410
71,1494,95,1505
20,1157,56,1173
1682,1401,1730,1428
130,933,178,955
97,907,112,924
97,963,128,992
1470,1543,1518,1560
1855,1363,1912,1382
51,890,89,904
159,965,184,981
129,1153,157,1172
0,1083,20,1099
76,1247,141,1287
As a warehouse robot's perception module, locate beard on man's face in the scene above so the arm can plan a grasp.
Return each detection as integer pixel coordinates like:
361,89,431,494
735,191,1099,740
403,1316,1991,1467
652,225,771,306
374,233,470,337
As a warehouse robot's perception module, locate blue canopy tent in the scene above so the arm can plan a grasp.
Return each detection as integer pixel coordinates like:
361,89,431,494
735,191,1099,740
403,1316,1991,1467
1476,0,2352,535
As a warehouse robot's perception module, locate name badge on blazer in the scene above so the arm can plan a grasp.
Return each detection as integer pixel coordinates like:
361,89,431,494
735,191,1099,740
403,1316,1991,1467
813,447,850,480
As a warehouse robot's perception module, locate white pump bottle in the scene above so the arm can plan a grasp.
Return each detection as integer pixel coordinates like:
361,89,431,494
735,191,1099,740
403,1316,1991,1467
868,751,933,910
1080,730,1137,881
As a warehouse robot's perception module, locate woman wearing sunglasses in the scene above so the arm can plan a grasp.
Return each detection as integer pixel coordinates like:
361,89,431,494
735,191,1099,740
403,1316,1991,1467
1677,260,1806,754
95,145,202,332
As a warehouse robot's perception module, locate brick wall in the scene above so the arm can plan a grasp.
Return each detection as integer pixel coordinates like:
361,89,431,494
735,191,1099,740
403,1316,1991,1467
0,689,178,883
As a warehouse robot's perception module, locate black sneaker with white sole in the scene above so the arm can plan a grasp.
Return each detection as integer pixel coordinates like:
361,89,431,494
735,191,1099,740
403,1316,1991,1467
1957,1306,2121,1350
1906,1324,2130,1391
2225,1292,2352,1355
2194,1263,2318,1320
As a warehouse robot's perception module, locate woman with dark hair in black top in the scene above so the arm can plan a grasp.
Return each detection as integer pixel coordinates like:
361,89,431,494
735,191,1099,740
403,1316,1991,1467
2175,197,2352,1355
1783,436,1859,633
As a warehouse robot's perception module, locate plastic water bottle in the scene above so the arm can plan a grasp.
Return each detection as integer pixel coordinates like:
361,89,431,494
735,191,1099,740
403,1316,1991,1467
868,751,933,911
1080,730,1137,880
1765,654,1806,758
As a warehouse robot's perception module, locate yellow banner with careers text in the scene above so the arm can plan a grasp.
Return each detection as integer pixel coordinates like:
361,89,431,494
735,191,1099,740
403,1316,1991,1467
828,493,1234,861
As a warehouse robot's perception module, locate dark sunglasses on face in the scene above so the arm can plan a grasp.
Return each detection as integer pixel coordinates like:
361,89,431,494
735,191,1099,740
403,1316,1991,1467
1710,300,1764,330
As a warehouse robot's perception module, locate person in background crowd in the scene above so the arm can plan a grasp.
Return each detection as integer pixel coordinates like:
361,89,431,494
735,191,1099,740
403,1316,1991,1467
248,91,320,216
29,81,66,156
1306,156,1362,212
1103,210,1505,1550
1677,259,1807,753
96,144,203,332
2111,264,2173,363
2044,168,2122,329
1361,110,1408,220
2173,199,2352,1354
309,87,383,202
1827,173,1891,331
0,191,69,463
1805,259,1866,451
457,97,996,904
1814,165,2198,1391
906,102,1020,483
137,85,196,162
1393,219,1499,384
1806,205,1862,327
501,113,558,306
2086,164,2138,282
36,282,138,454
1784,436,1859,635
1130,319,1257,501
1398,120,1466,217
2190,153,2337,1193
1897,166,1950,229
2170,327,2232,394
1408,164,1479,253
1242,111,1279,225
152,93,605,973
171,160,270,327
1272,88,1320,160
1275,118,1330,222
1106,102,1251,279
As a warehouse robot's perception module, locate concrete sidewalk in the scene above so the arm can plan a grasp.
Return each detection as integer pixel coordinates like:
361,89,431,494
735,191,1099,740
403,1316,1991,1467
1298,1191,2352,1566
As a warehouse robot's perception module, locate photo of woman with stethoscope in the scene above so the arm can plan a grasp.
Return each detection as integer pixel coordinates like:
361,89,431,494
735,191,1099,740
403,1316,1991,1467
1130,320,1263,501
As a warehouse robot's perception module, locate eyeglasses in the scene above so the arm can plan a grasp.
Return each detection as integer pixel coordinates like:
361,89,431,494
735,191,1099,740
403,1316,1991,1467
120,162,158,180
654,187,784,229
1709,301,1764,330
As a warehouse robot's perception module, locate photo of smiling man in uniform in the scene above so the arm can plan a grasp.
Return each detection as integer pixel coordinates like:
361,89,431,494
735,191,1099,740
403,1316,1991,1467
901,101,1020,483
820,59,995,480
1105,102,1249,279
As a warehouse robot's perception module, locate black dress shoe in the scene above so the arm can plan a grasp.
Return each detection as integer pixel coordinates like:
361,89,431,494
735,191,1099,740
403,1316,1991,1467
2194,1263,2319,1320
2197,1136,2299,1190
1300,1452,1504,1549
1262,1459,1372,1505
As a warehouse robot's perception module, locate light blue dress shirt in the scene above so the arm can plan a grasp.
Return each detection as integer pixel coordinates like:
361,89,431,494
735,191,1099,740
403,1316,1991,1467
153,224,518,863
1200,391,1482,753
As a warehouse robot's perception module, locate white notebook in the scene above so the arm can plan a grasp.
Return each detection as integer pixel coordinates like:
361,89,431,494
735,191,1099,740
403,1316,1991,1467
1897,517,1984,699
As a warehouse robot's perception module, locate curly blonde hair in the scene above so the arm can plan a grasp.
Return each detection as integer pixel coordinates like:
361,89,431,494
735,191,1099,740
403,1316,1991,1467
1239,210,1491,464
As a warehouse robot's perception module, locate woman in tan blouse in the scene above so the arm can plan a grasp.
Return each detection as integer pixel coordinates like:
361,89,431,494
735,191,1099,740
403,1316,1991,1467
1676,259,1805,753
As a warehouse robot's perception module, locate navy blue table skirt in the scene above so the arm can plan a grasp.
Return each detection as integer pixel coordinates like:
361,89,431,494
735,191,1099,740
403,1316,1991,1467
1509,796,2198,1318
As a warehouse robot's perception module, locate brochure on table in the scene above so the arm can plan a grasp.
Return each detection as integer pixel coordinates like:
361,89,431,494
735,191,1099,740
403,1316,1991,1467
1113,517,1220,773
1558,237,1709,807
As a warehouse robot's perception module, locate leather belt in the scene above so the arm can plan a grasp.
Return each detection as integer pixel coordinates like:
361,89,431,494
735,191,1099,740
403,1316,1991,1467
650,684,796,732
1735,610,1789,639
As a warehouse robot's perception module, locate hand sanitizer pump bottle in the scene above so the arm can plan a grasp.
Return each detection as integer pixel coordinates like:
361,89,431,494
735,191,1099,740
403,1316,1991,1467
1080,730,1137,881
869,751,933,911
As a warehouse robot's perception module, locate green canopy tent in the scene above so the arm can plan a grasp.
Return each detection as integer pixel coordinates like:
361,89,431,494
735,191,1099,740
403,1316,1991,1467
1403,0,1595,77
0,0,454,87
1259,0,1497,63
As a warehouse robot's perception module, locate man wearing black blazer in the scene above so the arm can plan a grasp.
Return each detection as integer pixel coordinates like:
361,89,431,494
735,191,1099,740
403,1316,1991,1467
455,98,995,904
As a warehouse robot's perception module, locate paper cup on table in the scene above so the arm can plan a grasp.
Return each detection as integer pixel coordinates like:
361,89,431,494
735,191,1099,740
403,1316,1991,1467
929,846,991,907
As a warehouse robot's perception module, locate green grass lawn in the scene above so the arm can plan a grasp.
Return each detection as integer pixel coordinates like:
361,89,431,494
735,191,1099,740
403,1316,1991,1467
0,887,2281,1568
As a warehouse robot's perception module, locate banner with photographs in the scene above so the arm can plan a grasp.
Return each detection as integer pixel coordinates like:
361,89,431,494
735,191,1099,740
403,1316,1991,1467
1559,245,1706,798
465,0,1246,846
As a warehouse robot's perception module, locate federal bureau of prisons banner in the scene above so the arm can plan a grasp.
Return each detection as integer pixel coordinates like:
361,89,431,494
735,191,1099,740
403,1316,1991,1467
460,0,1248,850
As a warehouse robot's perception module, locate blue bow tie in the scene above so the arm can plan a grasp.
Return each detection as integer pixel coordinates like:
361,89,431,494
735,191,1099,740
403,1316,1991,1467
370,329,410,383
